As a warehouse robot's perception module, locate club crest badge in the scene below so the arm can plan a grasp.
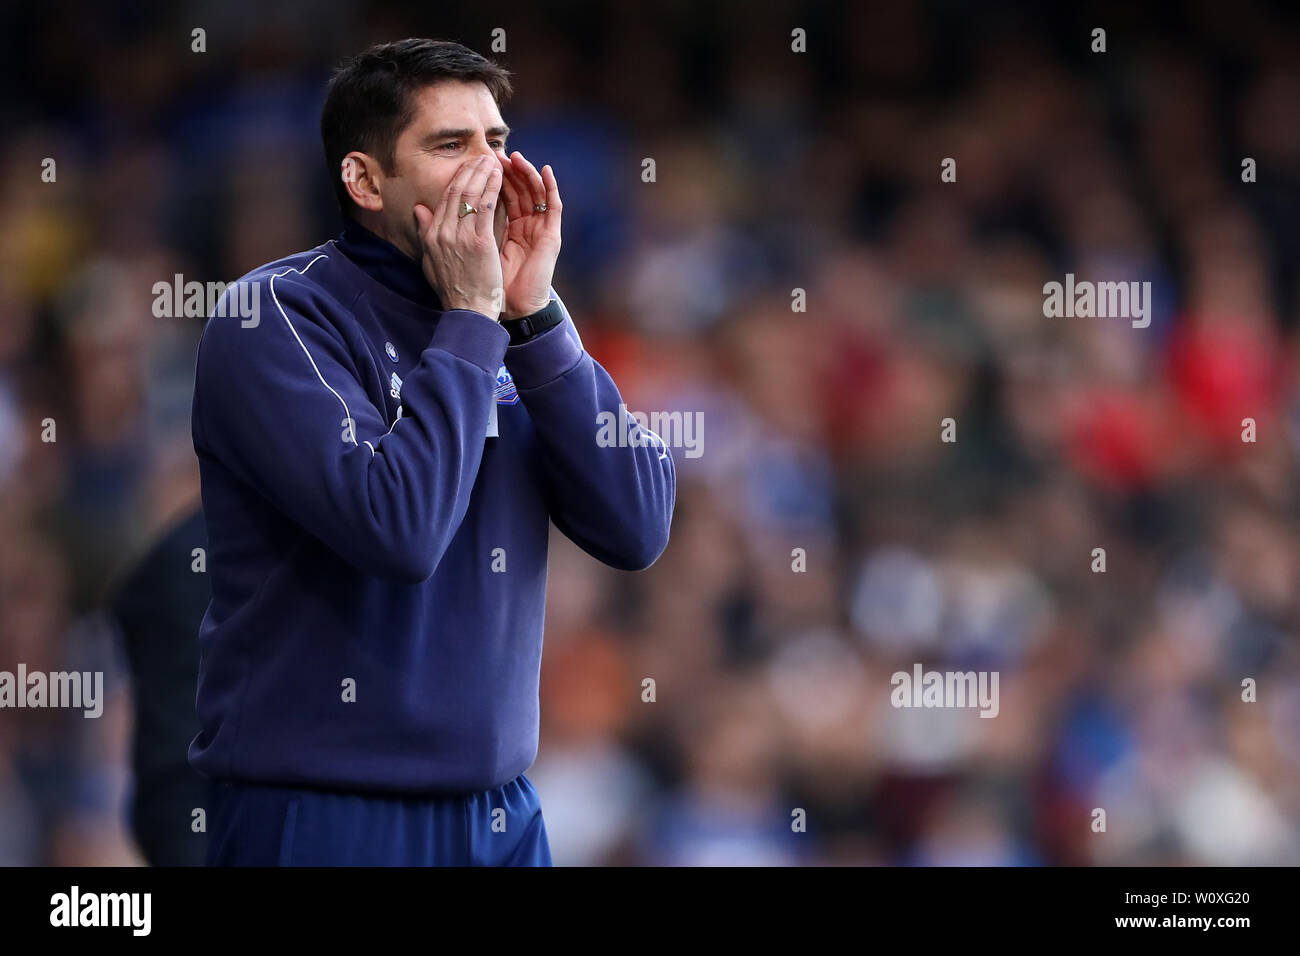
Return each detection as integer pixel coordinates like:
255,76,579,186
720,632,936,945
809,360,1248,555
495,365,519,405
385,341,399,362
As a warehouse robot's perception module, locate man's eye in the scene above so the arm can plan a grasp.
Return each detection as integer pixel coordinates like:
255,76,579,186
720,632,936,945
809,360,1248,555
438,141,504,151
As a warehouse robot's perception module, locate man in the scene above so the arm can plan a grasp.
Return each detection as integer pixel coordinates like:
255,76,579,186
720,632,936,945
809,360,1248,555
190,38,675,866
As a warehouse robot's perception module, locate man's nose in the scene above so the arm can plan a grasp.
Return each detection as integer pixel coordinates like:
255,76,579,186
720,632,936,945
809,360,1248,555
467,148,501,177
472,141,502,163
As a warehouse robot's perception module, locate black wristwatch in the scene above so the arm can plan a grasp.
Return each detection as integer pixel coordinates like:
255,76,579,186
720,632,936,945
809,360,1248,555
501,298,565,345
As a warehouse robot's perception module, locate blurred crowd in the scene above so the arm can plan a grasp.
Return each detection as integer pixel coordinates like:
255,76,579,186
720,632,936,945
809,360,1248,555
1,0,1299,865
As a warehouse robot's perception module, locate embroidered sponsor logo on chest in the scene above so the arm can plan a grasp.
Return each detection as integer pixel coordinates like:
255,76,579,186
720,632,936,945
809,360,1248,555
389,368,515,406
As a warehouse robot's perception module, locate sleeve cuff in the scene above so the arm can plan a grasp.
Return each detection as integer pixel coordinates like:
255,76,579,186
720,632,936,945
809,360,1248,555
503,317,585,389
431,309,510,374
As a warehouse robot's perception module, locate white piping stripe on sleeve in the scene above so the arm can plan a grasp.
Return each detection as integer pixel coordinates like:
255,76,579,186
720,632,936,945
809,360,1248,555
322,240,404,441
268,254,375,457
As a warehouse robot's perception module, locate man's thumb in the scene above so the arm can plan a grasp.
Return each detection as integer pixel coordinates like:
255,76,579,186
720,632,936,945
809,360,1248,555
413,203,434,234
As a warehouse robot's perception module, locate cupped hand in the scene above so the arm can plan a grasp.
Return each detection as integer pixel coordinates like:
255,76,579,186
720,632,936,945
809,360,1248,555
498,150,562,319
413,155,505,320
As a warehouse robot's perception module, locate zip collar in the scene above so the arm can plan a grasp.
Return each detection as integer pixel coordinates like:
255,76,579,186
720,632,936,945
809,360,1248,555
335,218,442,311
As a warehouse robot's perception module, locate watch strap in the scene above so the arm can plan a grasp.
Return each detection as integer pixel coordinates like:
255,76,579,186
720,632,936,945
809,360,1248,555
501,298,565,346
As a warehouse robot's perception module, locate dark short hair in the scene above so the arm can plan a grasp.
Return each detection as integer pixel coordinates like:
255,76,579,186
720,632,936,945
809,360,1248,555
321,38,513,217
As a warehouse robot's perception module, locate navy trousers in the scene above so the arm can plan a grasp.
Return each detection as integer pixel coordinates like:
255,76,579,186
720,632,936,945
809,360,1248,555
204,775,552,866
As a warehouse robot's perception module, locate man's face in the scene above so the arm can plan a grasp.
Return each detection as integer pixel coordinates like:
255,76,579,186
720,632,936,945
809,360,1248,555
380,80,510,258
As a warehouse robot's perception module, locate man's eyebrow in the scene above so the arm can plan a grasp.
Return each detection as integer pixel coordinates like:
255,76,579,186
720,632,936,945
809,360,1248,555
422,125,512,142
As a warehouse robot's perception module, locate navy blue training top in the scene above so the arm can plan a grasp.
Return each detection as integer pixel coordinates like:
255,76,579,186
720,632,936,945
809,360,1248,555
188,220,675,794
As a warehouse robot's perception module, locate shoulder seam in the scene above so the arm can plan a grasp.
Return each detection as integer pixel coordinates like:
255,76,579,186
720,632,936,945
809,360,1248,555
268,254,374,457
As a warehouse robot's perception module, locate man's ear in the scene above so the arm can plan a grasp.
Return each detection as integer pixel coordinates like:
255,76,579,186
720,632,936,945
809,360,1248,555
341,151,385,214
